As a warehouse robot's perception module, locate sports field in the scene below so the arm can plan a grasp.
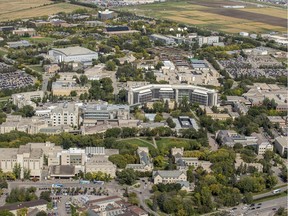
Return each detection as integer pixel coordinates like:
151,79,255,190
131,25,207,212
119,0,287,33
0,1,88,21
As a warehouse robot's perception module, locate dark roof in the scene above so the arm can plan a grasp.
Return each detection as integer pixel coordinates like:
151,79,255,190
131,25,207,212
0,199,48,211
106,26,129,32
50,165,75,176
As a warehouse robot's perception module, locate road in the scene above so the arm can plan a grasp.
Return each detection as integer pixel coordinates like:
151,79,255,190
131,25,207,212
253,186,287,200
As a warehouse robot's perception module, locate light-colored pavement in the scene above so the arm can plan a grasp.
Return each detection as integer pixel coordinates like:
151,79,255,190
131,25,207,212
253,186,287,200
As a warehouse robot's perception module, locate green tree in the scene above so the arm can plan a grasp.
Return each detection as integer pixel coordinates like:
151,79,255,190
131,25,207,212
154,156,165,167
243,192,253,204
79,75,88,86
105,60,116,71
40,191,51,202
18,105,35,117
154,113,163,122
108,155,128,169
23,168,30,180
17,208,28,216
36,211,48,216
0,210,14,216
13,163,21,179
116,169,137,185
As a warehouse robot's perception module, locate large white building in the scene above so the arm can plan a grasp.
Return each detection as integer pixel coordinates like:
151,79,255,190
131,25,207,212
50,102,79,127
48,46,98,65
128,84,218,106
198,36,219,47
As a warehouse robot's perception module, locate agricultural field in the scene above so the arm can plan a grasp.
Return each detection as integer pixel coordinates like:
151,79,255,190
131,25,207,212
118,0,287,33
0,1,89,22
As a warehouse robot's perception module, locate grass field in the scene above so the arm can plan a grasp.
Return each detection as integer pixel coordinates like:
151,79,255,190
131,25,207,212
156,138,191,154
117,138,156,149
28,65,45,73
0,1,89,21
22,37,56,44
118,0,287,33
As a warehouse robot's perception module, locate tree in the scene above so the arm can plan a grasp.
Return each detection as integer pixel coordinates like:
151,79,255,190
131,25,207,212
179,96,190,112
265,175,278,189
166,117,176,128
108,155,128,169
79,75,88,86
105,60,116,71
0,210,14,216
154,113,163,122
13,163,21,180
36,211,48,216
243,192,253,204
154,156,165,167
116,169,137,185
40,191,51,202
18,105,35,117
70,90,77,97
23,168,30,180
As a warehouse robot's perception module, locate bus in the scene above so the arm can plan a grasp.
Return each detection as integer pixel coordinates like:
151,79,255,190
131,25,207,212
52,183,63,188
273,189,281,194
80,180,90,184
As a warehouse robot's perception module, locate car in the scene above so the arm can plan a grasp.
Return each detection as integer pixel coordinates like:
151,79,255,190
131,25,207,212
258,203,262,205
242,206,248,210
232,207,237,210
251,208,255,210
250,204,255,207
272,208,277,211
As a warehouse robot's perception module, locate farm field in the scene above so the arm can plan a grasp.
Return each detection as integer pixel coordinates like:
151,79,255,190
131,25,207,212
0,1,88,22
118,0,287,33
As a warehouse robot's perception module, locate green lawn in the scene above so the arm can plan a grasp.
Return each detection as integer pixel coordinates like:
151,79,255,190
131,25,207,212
29,65,44,73
0,96,10,102
156,137,191,154
0,49,8,57
117,138,156,150
22,37,55,44
253,190,287,203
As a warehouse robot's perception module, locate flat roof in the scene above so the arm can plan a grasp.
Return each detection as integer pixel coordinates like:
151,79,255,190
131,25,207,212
52,46,97,56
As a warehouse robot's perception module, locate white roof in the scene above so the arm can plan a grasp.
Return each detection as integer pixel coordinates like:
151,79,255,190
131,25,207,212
52,46,97,56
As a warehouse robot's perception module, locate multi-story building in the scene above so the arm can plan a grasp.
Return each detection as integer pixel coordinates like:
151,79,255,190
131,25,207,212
153,170,187,184
85,156,116,178
0,144,44,179
128,84,218,106
12,28,36,36
98,10,116,20
274,136,288,156
150,34,175,45
48,46,98,65
126,147,153,172
11,90,44,108
252,133,273,155
50,103,79,127
197,36,219,47
79,103,130,126
216,130,258,147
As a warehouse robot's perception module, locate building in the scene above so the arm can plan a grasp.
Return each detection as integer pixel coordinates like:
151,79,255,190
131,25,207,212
239,32,249,37
197,36,219,47
274,136,288,156
85,155,116,177
48,46,98,65
6,40,31,48
216,130,258,147
0,144,45,179
12,90,44,108
153,170,187,184
80,103,130,126
235,154,263,172
51,73,89,96
0,115,48,134
172,147,212,172
0,199,48,215
267,116,287,127
12,28,36,36
44,64,60,73
252,133,273,155
128,84,218,106
126,147,153,172
50,103,79,127
150,34,175,45
98,9,116,20
105,26,139,35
